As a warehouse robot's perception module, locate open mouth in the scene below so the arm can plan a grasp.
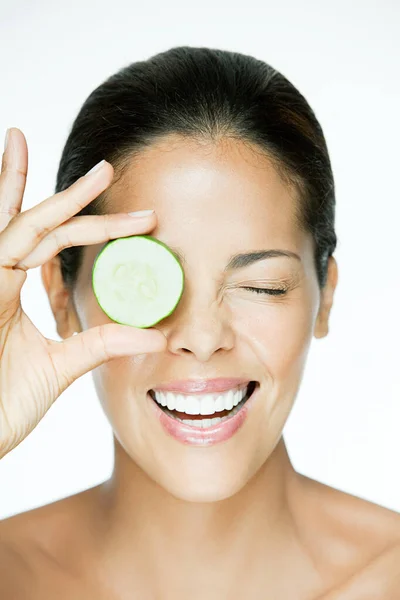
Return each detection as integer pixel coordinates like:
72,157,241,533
149,381,258,427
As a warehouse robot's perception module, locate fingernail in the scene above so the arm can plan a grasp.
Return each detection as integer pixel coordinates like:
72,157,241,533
85,159,106,176
128,209,155,217
4,129,10,153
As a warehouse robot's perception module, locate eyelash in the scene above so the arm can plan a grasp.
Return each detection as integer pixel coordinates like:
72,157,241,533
241,287,287,296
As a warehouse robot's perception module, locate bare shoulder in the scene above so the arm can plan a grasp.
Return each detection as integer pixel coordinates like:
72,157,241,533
319,543,400,599
296,474,400,598
302,474,400,545
0,486,89,556
0,486,102,599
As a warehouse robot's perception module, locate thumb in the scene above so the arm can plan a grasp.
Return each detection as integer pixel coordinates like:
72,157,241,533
48,323,166,392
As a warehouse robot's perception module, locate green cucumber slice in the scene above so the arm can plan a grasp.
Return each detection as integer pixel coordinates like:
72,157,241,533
92,235,184,328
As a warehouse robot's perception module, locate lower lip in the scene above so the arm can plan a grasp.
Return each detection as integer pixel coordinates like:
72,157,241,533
147,383,259,447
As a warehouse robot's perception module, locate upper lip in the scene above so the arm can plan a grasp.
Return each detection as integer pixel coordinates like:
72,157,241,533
150,378,254,395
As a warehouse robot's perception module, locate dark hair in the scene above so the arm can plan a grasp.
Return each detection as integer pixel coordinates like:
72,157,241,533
55,46,337,292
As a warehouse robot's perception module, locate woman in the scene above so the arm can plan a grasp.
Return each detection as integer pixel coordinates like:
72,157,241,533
0,46,399,599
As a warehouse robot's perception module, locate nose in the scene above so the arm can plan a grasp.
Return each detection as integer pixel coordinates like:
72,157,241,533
158,303,235,362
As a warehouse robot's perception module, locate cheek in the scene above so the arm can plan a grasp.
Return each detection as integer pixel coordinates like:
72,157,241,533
91,356,147,422
92,359,164,470
91,359,151,455
230,292,315,381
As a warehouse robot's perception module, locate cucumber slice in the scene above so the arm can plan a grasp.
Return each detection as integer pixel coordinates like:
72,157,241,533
92,235,184,328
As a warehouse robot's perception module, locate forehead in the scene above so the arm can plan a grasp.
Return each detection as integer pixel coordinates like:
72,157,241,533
110,134,301,237
79,135,312,284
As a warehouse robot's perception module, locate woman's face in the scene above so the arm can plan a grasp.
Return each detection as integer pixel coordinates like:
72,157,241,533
57,135,336,502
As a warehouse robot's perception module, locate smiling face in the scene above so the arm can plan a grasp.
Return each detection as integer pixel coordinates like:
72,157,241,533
45,134,338,502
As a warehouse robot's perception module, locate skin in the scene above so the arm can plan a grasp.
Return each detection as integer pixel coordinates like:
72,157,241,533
1,134,399,599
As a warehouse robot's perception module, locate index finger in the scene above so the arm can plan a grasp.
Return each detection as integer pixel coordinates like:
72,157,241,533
0,128,28,233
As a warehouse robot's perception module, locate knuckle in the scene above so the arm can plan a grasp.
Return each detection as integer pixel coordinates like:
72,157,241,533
52,226,72,252
70,188,92,214
13,260,27,271
18,211,52,241
0,206,20,219
103,213,112,239
28,220,52,241
98,324,112,360
62,229,74,250
5,253,23,267
53,188,86,219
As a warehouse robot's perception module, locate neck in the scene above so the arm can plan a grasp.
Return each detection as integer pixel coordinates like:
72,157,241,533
88,436,311,595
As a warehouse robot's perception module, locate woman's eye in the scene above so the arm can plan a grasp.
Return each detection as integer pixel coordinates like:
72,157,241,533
241,287,287,296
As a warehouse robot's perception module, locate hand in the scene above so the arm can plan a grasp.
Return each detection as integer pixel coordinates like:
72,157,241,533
0,128,166,458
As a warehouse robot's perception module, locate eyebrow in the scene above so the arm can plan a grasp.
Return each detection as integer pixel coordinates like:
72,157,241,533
168,247,301,271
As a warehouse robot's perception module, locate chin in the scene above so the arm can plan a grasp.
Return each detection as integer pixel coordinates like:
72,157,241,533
149,456,258,503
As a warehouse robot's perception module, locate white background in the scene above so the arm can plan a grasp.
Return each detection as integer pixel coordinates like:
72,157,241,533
0,0,399,519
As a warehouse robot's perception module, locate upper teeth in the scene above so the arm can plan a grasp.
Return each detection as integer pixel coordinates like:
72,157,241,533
152,384,249,416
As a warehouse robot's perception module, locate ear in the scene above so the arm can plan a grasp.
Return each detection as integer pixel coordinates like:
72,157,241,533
41,257,82,339
314,256,338,339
